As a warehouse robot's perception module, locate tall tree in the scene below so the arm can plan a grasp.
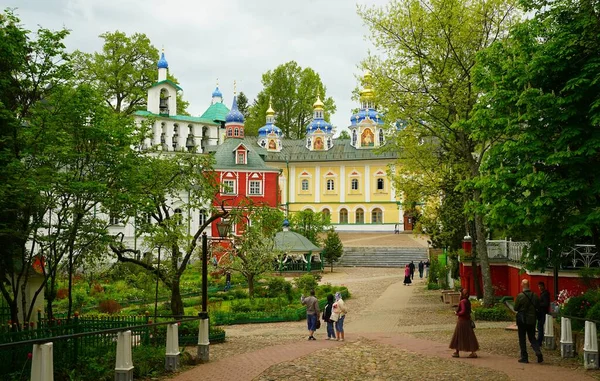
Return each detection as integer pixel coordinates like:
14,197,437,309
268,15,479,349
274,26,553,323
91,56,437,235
108,151,228,316
237,91,249,118
321,228,343,272
224,206,284,298
359,0,519,306
472,0,600,267
245,61,336,138
72,31,188,115
338,130,351,140
0,10,73,326
289,209,330,246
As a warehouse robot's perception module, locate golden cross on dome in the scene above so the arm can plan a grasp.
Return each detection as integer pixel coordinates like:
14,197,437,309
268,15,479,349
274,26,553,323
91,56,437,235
216,78,219,87
233,80,237,95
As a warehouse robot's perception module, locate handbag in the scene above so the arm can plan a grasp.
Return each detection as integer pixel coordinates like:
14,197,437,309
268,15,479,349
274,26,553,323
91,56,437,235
516,310,526,325
470,319,476,329
315,317,321,329
330,312,339,322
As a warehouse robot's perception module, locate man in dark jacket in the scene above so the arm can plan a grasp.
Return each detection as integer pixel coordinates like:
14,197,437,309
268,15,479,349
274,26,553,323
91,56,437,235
514,279,543,363
537,281,550,347
418,261,424,278
409,261,415,280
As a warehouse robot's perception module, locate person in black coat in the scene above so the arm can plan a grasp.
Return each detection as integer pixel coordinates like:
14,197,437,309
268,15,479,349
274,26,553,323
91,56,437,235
322,294,336,340
418,261,425,278
537,281,550,347
409,261,415,280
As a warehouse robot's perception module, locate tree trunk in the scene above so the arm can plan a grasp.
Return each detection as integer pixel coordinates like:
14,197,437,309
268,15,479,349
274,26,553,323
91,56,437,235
170,279,184,317
330,261,334,273
474,210,494,307
470,222,482,299
247,274,254,298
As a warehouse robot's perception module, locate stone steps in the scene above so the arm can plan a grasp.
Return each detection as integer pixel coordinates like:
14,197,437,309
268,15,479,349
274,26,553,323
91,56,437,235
338,247,428,268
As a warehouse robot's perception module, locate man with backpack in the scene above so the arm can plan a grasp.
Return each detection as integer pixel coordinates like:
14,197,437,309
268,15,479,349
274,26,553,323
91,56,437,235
514,279,543,363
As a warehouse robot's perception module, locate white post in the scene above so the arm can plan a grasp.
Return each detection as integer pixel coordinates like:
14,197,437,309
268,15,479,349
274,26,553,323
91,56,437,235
31,342,54,381
165,323,180,371
115,330,134,381
560,317,574,358
584,321,599,369
543,314,555,349
197,317,210,363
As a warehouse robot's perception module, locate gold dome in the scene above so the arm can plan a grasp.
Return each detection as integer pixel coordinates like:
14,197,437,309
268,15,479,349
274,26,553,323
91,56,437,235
313,95,324,109
266,96,275,115
360,70,375,100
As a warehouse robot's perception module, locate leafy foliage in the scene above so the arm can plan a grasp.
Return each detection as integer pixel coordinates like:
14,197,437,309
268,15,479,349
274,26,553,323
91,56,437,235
321,228,343,272
293,274,319,295
244,61,336,138
289,209,330,246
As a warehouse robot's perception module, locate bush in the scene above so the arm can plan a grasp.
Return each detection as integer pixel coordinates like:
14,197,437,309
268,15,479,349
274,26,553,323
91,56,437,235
586,302,600,323
294,274,319,294
427,283,441,290
231,289,249,299
98,299,122,314
265,277,293,300
56,288,68,300
473,305,512,321
132,346,164,378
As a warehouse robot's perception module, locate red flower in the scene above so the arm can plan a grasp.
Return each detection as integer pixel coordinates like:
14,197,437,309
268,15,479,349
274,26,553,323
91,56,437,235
27,352,32,360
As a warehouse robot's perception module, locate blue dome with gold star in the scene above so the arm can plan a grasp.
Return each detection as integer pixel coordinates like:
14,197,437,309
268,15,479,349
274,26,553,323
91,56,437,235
157,52,168,69
350,108,384,126
307,119,333,134
225,96,244,123
258,123,282,137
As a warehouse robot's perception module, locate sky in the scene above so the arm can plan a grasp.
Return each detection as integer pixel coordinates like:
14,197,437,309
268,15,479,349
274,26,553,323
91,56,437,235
8,0,390,134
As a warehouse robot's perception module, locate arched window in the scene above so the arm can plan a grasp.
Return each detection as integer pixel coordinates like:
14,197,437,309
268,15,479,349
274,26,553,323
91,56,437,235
307,137,312,149
199,209,207,226
351,178,359,191
174,208,183,225
379,129,384,145
371,208,383,223
322,208,330,221
327,138,332,149
377,178,385,191
339,208,348,224
301,179,309,191
234,128,239,137
352,130,357,146
326,179,335,191
355,208,364,224
227,128,232,137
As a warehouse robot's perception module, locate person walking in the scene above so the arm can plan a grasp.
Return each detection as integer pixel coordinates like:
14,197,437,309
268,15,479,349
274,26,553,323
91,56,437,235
403,264,412,286
449,288,479,358
224,271,232,291
301,289,320,341
515,279,543,363
322,294,336,340
409,261,416,280
536,281,550,347
424,259,430,278
332,292,348,341
418,261,424,279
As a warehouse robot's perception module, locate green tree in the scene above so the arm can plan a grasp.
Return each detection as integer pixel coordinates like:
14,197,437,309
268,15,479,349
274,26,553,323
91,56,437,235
0,10,73,326
471,0,600,266
321,228,343,272
359,0,519,306
245,61,336,139
289,209,330,246
225,206,284,298
338,130,351,140
72,31,189,115
237,91,249,118
108,152,227,316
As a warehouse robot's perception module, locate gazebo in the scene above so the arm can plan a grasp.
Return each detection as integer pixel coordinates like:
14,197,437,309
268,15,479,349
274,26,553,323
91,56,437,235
274,220,322,273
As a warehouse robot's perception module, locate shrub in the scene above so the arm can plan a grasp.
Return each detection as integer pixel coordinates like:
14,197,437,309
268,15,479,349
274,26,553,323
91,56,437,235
473,305,512,321
586,302,600,324
265,277,293,300
56,288,68,300
294,274,319,294
427,283,441,290
98,299,122,314
90,283,104,296
231,289,249,299
132,346,164,378
230,300,252,312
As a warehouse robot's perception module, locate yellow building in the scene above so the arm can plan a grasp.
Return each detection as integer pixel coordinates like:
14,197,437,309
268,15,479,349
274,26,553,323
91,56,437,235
257,73,407,232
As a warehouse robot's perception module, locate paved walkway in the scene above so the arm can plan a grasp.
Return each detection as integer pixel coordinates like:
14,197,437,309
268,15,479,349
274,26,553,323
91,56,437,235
169,273,596,381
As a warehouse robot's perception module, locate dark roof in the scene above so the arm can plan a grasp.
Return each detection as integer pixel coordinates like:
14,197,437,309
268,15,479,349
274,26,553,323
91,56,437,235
212,137,279,171
264,138,399,163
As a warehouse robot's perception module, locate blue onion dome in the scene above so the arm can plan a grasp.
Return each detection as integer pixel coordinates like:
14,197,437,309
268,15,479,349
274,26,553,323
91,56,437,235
157,51,169,69
350,108,384,126
258,124,282,137
212,86,222,98
225,95,245,123
283,219,290,228
307,119,333,134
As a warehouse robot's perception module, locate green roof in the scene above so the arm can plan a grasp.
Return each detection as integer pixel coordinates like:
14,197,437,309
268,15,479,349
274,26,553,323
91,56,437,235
150,79,183,91
274,230,321,253
265,139,399,163
200,102,230,123
134,110,219,125
212,137,279,171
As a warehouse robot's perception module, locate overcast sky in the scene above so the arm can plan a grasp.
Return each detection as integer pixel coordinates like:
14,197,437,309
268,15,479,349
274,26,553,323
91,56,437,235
8,0,389,133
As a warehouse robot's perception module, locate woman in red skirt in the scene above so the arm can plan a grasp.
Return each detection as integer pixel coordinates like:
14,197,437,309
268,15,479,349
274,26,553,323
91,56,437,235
449,288,479,358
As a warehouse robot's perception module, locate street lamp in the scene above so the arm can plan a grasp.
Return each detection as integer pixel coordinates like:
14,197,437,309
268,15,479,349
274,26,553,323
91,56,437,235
198,215,230,363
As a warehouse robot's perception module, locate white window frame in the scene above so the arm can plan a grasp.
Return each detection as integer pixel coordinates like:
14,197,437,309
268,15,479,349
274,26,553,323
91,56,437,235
377,178,385,191
249,180,262,195
301,179,309,191
339,209,348,224
237,151,245,165
223,179,236,195
199,209,207,226
326,179,335,191
351,178,359,191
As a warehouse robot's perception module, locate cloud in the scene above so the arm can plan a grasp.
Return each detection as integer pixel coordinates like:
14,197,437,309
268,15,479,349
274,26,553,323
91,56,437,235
7,0,389,131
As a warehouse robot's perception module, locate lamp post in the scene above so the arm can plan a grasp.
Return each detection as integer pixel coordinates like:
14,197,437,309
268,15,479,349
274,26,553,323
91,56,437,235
198,215,231,363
